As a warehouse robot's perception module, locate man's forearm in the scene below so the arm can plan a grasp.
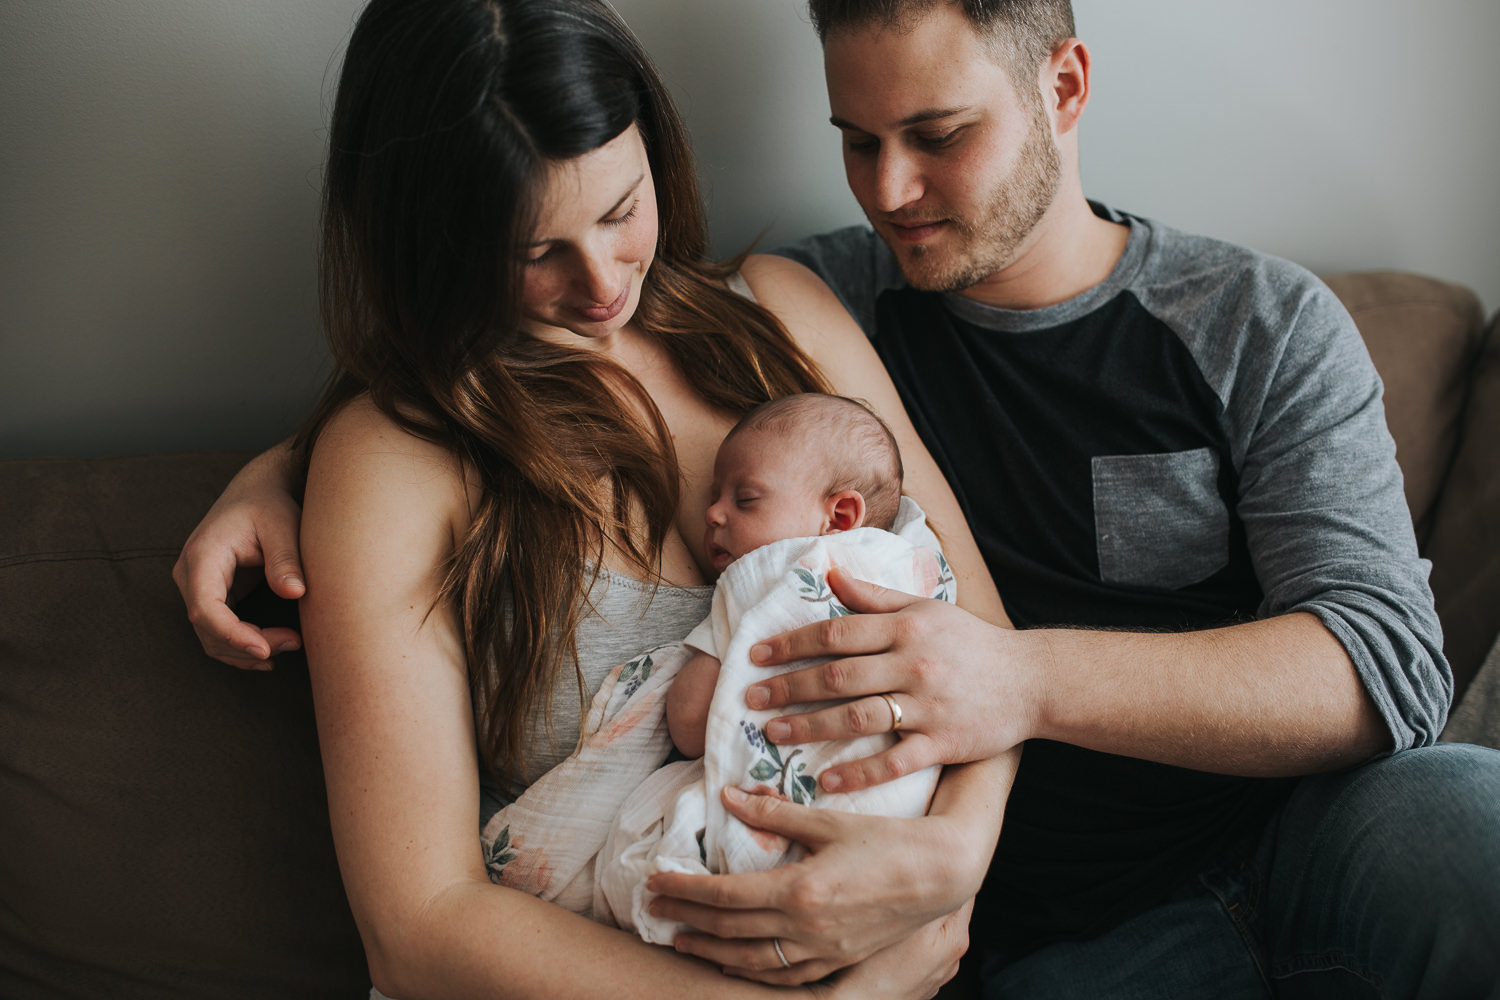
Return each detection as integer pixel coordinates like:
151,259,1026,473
1022,611,1388,776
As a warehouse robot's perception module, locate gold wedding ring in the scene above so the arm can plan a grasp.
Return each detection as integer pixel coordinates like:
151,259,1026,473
880,692,903,733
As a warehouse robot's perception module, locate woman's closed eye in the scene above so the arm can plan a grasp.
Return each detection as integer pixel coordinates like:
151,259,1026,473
605,201,639,227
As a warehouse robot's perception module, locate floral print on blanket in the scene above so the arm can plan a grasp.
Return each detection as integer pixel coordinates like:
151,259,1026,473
793,567,851,618
618,651,654,699
741,720,817,805
484,822,557,896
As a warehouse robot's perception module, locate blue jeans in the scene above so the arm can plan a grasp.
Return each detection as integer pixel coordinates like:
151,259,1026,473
979,743,1500,999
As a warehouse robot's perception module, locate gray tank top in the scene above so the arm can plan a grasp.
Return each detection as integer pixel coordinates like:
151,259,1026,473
477,567,712,823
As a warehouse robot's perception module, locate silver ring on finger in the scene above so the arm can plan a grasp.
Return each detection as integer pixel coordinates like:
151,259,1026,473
772,937,791,969
880,691,903,733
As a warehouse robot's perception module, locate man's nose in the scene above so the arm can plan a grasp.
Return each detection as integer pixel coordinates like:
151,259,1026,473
873,148,922,214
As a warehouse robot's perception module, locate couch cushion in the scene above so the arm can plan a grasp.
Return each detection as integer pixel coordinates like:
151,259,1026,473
1322,271,1485,541
0,454,368,999
1421,310,1500,697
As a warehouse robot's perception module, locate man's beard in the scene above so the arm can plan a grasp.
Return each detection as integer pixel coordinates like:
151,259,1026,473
884,102,1062,294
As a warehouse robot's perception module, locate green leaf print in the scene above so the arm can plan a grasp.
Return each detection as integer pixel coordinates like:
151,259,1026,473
749,760,780,782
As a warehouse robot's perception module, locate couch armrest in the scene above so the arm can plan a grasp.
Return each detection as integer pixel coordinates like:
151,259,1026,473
1322,271,1485,540
1422,310,1500,696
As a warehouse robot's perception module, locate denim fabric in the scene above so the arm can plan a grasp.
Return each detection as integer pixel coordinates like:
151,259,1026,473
980,744,1500,999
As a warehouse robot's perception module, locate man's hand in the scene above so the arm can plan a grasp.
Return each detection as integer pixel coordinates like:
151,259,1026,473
744,568,1044,793
172,449,306,669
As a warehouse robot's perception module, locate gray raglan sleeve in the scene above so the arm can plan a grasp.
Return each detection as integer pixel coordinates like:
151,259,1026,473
1218,269,1451,749
770,226,906,340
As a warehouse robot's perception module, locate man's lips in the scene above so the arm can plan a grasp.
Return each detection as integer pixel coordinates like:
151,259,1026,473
885,218,948,244
577,286,629,323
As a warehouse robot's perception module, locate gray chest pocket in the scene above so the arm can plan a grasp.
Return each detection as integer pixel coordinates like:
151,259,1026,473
1091,447,1229,590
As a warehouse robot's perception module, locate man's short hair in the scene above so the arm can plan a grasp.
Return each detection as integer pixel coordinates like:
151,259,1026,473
807,0,1075,91
729,393,904,530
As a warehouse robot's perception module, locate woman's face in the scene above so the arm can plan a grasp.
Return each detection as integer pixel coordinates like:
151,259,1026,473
521,123,659,345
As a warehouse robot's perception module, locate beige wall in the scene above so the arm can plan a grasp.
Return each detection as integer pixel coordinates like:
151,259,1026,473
4,0,1496,457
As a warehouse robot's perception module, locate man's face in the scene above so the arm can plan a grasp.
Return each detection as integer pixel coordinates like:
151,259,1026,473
824,4,1061,293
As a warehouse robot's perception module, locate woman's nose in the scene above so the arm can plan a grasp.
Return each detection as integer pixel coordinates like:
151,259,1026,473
574,243,620,304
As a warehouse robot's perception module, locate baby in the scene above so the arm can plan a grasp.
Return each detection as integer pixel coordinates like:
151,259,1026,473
667,392,906,758
592,392,955,942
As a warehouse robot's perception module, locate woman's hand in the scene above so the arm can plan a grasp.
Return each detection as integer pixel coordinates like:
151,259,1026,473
812,899,972,1000
647,776,999,985
746,569,1045,792
172,442,306,669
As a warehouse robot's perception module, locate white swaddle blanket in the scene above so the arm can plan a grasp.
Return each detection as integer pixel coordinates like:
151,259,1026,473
480,499,954,942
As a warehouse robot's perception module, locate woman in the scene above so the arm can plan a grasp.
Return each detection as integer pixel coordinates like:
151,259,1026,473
175,0,1016,996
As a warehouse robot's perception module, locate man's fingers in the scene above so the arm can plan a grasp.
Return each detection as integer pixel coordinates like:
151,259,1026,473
818,733,940,794
749,653,892,714
261,534,306,600
763,690,907,745
824,567,921,615
749,611,887,669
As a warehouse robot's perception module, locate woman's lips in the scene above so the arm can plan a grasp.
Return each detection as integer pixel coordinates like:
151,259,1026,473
577,286,629,324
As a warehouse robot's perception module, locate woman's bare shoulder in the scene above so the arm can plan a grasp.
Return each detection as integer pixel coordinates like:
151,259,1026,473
306,395,474,541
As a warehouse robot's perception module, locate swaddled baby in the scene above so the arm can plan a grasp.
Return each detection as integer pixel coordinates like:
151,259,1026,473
596,393,954,942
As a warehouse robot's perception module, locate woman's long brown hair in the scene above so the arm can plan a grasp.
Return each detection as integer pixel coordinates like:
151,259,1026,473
298,0,830,784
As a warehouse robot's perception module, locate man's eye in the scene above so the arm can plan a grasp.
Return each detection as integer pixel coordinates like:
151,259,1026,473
844,136,878,156
917,129,959,148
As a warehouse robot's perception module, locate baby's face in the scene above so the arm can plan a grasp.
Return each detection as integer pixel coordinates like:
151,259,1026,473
703,428,830,573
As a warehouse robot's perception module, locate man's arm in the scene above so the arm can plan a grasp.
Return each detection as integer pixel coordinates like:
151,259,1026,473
172,438,307,668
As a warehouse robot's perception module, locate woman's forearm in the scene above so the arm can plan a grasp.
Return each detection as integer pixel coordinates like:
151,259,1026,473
921,747,1019,905
373,879,815,1000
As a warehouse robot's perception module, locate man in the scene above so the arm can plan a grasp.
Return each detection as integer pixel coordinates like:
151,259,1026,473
719,1,1499,995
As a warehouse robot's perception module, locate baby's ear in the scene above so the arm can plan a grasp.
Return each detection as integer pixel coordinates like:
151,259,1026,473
826,490,866,533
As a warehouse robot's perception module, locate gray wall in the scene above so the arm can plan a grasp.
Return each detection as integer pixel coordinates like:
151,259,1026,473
4,0,1496,458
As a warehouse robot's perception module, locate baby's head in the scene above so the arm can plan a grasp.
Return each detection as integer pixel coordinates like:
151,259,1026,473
703,393,903,572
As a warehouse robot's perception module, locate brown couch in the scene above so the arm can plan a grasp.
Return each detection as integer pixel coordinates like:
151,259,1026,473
2,271,1496,998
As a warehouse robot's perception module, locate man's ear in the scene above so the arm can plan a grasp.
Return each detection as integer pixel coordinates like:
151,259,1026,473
1044,37,1091,135
826,490,866,533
